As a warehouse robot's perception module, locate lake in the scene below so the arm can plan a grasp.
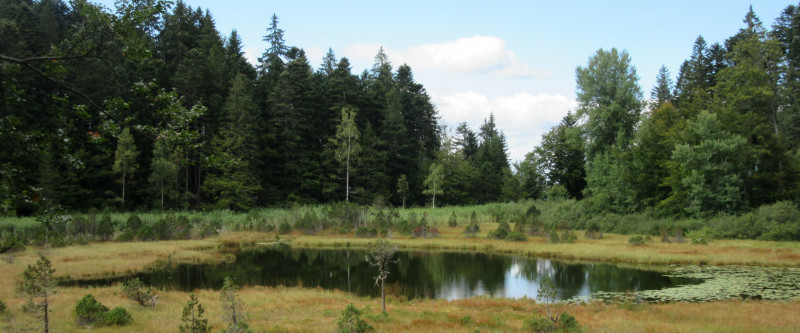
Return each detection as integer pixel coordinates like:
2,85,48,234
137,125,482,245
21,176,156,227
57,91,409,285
65,246,699,301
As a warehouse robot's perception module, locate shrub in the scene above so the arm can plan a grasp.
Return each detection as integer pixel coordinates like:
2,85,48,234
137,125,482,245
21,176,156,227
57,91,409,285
197,220,220,238
548,230,560,243
584,222,603,239
104,307,132,326
137,224,156,241
337,304,374,333
355,226,378,238
0,298,6,312
448,211,458,227
174,215,192,239
96,213,114,241
0,230,26,253
464,221,480,237
122,278,157,308
488,221,510,239
75,294,109,327
685,232,707,245
558,312,579,330
278,220,292,234
506,231,527,242
561,230,577,243
125,215,143,233
152,218,171,240
628,235,647,246
523,316,554,332
757,201,800,241
296,212,319,234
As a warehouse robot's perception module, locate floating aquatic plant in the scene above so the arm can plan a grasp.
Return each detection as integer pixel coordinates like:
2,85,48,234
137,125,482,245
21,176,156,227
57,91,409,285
577,265,800,303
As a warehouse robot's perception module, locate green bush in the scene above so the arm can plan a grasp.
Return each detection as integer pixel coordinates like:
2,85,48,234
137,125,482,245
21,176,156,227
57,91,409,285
757,201,800,241
116,230,136,242
152,218,170,240
278,220,292,234
104,307,132,326
122,278,157,307
75,294,110,327
561,230,577,243
0,298,6,312
522,316,554,332
174,215,191,239
0,230,26,253
558,312,579,331
548,230,560,243
125,215,143,233
688,228,713,245
137,223,156,241
355,226,378,238
506,231,527,242
197,220,220,238
96,213,114,241
628,235,647,246
448,211,458,227
337,304,374,333
488,221,510,239
464,221,480,236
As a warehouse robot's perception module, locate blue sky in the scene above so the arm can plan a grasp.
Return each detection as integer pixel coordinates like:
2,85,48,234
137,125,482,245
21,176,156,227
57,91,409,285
96,0,795,162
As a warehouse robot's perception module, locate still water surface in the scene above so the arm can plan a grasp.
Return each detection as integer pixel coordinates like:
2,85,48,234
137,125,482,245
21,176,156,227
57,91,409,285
70,246,697,300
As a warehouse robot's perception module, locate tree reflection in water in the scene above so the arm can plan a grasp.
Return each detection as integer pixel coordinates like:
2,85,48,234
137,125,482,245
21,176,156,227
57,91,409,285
64,247,695,300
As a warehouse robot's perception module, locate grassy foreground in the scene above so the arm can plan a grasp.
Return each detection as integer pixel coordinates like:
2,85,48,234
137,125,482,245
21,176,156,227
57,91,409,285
1,228,799,332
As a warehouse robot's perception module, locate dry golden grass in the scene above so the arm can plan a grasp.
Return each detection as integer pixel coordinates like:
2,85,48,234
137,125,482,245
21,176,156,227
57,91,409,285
0,231,799,332
291,225,800,267
1,282,799,332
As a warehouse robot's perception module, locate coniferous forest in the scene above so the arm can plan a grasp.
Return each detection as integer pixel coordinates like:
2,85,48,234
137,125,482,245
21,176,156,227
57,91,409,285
2,1,800,241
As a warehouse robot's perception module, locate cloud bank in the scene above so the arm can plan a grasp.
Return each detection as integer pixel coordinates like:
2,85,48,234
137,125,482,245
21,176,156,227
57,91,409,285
433,91,576,162
345,36,547,78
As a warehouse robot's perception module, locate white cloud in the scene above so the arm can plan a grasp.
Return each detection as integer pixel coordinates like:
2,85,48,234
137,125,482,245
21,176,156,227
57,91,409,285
303,46,325,68
433,91,576,162
244,47,260,65
344,36,546,78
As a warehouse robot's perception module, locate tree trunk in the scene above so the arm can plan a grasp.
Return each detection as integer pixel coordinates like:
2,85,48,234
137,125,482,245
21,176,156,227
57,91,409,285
160,182,164,211
346,129,351,202
122,164,126,210
381,279,386,313
432,179,436,209
44,293,49,333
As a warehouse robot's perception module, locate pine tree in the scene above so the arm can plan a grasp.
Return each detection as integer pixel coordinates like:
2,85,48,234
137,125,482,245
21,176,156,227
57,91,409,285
180,293,209,333
17,255,56,333
220,277,250,333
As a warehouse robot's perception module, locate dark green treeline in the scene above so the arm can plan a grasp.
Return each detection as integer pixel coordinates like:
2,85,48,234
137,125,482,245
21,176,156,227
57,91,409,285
0,0,512,214
3,1,800,220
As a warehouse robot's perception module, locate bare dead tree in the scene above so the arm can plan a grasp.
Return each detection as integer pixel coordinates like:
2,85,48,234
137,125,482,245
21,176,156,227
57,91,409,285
365,239,398,313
